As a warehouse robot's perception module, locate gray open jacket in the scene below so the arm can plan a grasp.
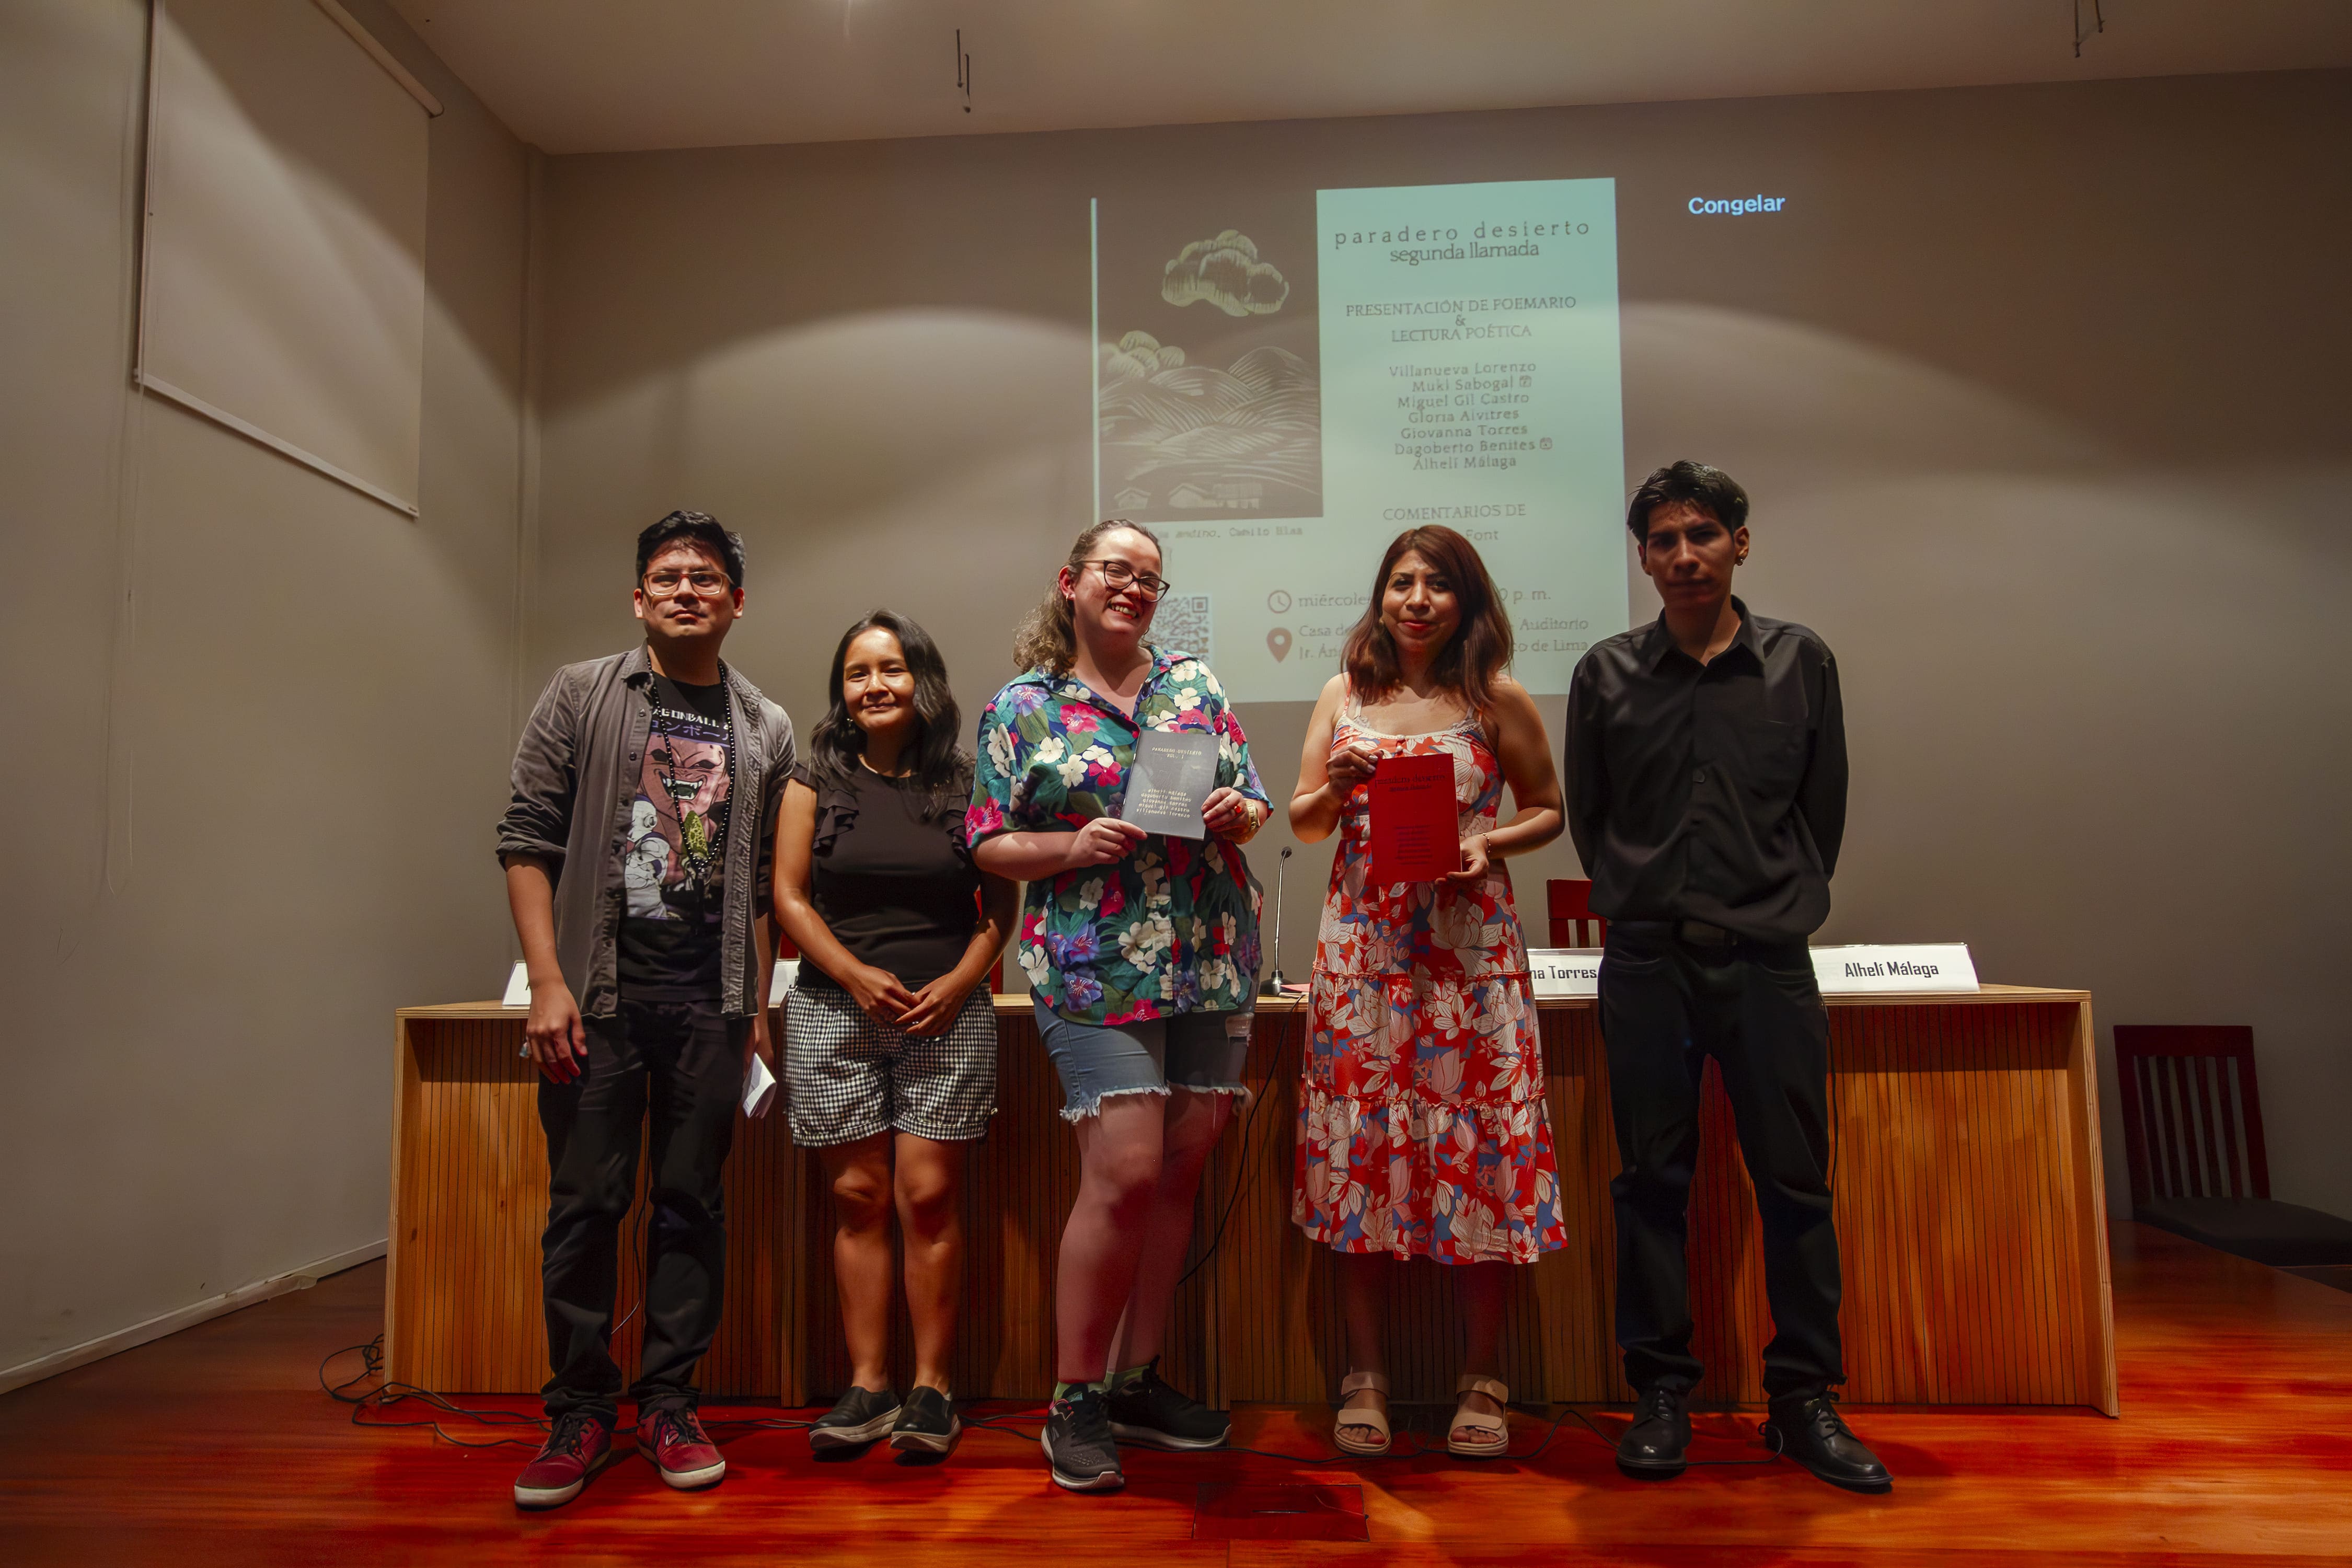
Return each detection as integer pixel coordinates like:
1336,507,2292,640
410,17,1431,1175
496,645,795,1019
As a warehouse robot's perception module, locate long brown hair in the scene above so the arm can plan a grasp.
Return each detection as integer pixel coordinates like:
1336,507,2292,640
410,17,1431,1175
1340,525,1514,719
1010,519,1165,674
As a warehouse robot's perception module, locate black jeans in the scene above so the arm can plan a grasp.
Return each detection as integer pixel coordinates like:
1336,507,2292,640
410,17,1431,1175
538,996,747,1424
1598,924,1843,1400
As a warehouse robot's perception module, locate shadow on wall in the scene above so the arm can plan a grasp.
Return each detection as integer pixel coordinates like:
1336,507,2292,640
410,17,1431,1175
1623,301,2352,1223
535,299,2352,1225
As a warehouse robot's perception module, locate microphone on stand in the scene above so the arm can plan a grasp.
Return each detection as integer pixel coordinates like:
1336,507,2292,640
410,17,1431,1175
1261,845,1293,996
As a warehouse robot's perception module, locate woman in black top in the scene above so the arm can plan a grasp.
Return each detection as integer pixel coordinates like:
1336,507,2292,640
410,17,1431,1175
774,610,1014,1455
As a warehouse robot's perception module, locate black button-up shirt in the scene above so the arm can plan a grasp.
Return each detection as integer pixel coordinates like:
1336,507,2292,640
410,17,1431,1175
1563,598,1847,943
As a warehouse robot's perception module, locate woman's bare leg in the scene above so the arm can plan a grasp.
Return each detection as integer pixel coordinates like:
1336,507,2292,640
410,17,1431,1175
1053,1094,1166,1385
1104,1087,1235,1373
893,1132,965,1393
1453,1260,1511,1447
1336,1250,1389,1446
821,1133,897,1392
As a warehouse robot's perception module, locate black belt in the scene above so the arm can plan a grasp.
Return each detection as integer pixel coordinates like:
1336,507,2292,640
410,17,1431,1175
1616,918,1738,948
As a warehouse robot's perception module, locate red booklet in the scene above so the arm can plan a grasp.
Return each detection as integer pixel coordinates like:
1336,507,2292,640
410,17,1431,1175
1369,753,1460,883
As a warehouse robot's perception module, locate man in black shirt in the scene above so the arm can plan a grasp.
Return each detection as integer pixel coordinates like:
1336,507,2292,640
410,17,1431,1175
497,511,795,1507
1563,462,1888,1493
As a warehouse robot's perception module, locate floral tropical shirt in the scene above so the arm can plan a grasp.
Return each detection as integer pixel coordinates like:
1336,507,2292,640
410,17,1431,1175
969,648,1269,1025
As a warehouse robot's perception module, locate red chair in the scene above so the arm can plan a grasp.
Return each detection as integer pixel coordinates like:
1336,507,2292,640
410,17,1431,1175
2112,1025,2352,1266
1545,879,1608,949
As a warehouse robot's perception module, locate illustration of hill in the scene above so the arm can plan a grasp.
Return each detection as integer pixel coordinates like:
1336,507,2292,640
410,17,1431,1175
1099,333,1322,521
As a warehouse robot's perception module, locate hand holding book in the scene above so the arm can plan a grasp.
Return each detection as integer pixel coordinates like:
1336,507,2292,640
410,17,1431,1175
1369,752,1462,883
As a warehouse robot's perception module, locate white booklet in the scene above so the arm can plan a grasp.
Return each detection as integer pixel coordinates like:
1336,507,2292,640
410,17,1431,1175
742,1053,777,1119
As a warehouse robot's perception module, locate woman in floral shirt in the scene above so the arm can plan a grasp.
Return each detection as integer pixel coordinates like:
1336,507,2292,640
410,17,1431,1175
1287,525,1568,1461
970,520,1270,1493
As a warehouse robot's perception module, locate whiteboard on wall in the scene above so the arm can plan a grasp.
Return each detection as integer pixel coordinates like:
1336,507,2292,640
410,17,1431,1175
138,0,433,516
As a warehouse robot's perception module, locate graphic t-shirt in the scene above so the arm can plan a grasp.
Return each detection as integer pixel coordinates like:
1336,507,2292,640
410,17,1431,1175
616,673,733,1001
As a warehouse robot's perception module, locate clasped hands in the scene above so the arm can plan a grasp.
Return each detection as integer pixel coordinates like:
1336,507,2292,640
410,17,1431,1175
840,965,973,1036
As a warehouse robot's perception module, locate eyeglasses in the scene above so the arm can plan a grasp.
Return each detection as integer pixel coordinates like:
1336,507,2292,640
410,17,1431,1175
1080,559,1170,601
643,569,732,597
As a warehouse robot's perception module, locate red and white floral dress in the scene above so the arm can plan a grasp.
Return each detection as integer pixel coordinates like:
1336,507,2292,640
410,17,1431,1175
1290,689,1565,1264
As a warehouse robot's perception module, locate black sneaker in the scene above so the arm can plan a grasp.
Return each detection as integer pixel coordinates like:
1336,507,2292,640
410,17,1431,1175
810,1385,901,1450
1105,1357,1230,1450
889,1386,961,1455
1041,1385,1124,1492
1762,1391,1893,1494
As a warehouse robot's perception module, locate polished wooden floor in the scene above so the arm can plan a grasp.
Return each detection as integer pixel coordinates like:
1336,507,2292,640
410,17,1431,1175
3,1224,2347,1565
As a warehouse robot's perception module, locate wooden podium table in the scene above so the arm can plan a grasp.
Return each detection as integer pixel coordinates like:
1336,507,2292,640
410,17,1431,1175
386,986,2116,1414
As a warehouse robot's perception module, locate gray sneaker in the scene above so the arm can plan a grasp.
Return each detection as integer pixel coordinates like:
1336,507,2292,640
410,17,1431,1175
1105,1357,1230,1450
1041,1385,1124,1492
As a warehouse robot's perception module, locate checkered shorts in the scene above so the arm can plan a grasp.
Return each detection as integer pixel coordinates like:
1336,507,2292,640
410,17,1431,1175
782,981,998,1147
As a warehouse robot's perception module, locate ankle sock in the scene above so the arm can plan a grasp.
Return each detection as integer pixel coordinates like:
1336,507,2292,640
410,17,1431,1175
1106,1364,1148,1393
1053,1379,1107,1403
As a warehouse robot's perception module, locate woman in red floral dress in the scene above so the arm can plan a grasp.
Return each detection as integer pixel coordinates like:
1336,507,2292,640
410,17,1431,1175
1288,525,1569,1458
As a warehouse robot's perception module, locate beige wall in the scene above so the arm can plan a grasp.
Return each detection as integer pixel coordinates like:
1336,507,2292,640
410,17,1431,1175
0,0,528,1375
4,22,2344,1382
532,73,2352,1221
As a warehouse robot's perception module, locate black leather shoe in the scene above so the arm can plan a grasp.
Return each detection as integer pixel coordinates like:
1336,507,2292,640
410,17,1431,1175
1616,1385,1691,1478
1763,1392,1892,1494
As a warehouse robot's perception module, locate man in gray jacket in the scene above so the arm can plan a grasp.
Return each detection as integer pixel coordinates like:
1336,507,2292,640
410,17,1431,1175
497,511,794,1508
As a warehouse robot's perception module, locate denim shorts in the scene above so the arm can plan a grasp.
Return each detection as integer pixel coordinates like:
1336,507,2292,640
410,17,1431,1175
1030,997,1256,1122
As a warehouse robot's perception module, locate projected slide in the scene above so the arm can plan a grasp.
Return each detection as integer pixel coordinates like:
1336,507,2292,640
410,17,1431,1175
1094,178,1625,702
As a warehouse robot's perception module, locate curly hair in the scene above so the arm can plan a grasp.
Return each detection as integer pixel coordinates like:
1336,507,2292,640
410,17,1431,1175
1009,518,1165,674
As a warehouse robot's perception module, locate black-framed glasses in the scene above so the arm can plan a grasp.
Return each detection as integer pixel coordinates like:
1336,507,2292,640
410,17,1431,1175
1080,559,1170,601
643,568,732,597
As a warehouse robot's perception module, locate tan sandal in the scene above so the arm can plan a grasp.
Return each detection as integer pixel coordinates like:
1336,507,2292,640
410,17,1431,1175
1333,1370,1392,1456
1448,1374,1510,1458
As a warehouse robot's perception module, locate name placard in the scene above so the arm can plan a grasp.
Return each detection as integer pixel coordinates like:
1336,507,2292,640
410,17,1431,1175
1812,943,1978,993
501,960,529,1008
768,958,800,1006
1527,948,1601,998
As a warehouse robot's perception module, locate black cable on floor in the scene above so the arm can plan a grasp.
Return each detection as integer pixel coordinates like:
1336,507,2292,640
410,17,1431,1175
319,1336,549,1450
319,1335,818,1448
1174,1019,1298,1290
322,1342,1779,1472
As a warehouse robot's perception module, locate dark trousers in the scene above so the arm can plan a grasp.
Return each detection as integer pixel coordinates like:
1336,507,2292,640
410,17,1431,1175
1598,924,1843,1400
538,995,747,1424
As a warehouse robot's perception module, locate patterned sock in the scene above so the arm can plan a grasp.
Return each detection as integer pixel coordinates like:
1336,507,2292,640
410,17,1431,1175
1053,1379,1106,1403
1106,1364,1149,1392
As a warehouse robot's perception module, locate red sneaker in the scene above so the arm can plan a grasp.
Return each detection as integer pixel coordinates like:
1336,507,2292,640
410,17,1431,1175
638,1404,726,1490
513,1413,615,1509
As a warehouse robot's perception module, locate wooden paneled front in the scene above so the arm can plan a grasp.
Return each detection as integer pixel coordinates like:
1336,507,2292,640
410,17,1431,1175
386,986,2114,1413
1194,993,2114,1412
383,1008,796,1397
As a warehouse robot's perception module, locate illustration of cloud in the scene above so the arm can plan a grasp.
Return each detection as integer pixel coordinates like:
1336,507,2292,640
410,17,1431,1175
1102,329,1188,379
1161,230,1289,317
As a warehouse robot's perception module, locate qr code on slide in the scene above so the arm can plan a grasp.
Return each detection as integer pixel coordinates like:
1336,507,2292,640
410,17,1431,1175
1154,592,1214,662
